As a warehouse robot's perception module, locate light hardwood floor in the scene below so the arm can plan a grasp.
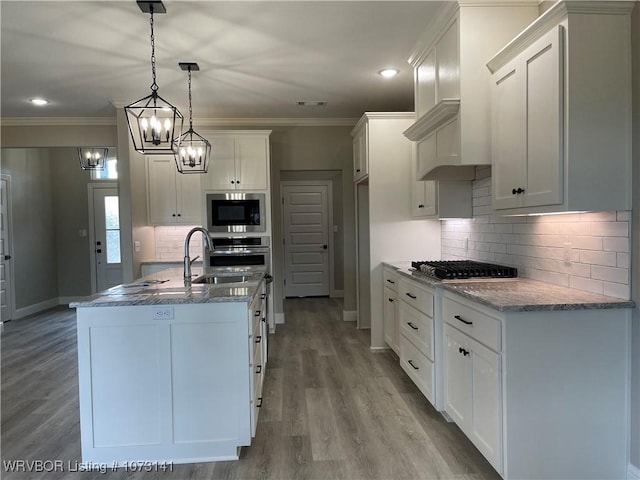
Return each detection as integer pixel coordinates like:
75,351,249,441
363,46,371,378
1,298,500,480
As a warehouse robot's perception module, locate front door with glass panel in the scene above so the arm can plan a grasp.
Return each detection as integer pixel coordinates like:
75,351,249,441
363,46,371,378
91,187,122,291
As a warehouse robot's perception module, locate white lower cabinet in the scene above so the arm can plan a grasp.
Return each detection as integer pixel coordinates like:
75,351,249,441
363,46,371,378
441,291,630,479
382,266,399,354
397,276,437,407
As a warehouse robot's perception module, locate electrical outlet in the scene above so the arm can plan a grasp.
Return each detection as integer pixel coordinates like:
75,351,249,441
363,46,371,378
152,307,173,320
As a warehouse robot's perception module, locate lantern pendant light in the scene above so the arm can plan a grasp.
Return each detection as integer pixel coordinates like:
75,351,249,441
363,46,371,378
174,63,211,174
124,1,183,155
78,147,108,170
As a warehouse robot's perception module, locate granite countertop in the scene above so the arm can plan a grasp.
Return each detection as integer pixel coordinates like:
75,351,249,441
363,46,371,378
383,261,635,312
70,266,267,308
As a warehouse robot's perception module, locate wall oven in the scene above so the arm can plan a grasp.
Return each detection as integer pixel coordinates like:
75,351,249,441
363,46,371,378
208,236,270,270
206,193,266,233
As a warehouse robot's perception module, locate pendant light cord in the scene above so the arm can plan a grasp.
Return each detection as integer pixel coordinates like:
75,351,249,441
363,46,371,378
149,5,158,92
188,67,193,130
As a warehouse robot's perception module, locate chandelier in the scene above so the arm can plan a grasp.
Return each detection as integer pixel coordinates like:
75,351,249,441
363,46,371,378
174,63,211,174
78,147,108,170
124,1,183,154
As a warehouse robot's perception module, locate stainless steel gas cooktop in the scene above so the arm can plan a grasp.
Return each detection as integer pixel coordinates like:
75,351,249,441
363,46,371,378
411,260,518,281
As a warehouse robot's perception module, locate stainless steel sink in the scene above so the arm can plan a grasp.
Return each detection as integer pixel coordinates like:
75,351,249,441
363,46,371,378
192,274,252,284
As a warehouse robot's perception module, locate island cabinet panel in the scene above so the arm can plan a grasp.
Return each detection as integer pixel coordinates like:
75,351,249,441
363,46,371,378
76,301,257,465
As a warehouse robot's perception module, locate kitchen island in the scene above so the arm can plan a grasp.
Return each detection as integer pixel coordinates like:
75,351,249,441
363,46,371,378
70,266,269,466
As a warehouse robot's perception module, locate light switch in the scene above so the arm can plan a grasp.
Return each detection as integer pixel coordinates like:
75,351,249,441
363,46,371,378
134,241,141,252
78,229,87,237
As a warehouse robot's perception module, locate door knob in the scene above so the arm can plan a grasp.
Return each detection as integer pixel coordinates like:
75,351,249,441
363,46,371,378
3,255,10,260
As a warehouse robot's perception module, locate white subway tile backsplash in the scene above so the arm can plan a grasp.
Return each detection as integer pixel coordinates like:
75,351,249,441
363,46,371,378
440,167,631,299
154,225,202,261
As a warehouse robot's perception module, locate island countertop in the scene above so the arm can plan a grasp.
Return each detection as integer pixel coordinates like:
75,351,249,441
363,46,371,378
384,261,635,312
70,266,268,308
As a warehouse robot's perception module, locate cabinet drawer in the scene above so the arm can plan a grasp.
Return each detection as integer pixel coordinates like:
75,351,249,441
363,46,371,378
398,278,434,316
383,267,399,293
399,302,433,361
442,297,501,352
400,334,435,405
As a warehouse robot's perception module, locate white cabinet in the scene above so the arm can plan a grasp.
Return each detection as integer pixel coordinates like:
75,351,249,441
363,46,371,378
404,3,538,181
487,1,633,214
351,121,368,183
443,300,502,471
75,298,266,464
147,155,202,225
398,276,436,405
201,132,270,191
441,290,630,479
382,266,399,354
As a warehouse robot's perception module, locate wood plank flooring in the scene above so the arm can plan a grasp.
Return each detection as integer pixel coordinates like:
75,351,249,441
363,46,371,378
1,298,501,480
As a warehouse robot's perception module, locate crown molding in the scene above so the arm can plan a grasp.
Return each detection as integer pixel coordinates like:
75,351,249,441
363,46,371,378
1,116,359,128
1,117,117,127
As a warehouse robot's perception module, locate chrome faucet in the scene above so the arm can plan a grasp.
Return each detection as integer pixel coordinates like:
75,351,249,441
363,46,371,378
184,227,214,282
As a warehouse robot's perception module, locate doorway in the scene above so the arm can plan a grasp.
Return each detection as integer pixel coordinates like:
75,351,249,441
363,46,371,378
88,184,123,292
281,181,333,297
1,175,14,322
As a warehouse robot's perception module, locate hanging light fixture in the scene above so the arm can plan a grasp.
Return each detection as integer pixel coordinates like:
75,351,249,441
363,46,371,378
174,62,211,174
78,147,108,170
124,1,183,154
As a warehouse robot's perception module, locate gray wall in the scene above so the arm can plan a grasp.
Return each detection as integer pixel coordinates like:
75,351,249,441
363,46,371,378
1,149,58,310
630,2,640,471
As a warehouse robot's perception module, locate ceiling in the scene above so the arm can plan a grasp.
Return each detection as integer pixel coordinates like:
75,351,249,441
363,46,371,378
0,1,445,123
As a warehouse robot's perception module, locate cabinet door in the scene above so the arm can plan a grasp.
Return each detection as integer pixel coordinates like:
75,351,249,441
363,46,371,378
522,26,564,209
491,61,526,210
236,136,269,190
176,173,202,225
436,17,460,103
383,287,398,354
147,156,178,224
469,338,502,471
444,325,472,429
416,48,436,117
202,137,236,190
353,126,368,182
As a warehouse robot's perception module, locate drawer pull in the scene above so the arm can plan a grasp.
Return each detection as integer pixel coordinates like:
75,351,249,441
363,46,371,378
257,397,263,408
255,310,261,317
405,293,417,300
408,359,419,370
388,298,394,303
386,279,395,284
458,347,470,357
407,322,419,330
454,315,473,326
255,335,262,344
256,365,262,374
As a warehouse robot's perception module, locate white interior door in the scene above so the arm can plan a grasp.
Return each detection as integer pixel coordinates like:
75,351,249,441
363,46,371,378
90,186,123,292
282,184,330,297
1,177,14,322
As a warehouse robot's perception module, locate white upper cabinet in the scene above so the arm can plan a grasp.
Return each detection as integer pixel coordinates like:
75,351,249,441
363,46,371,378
404,2,538,181
201,131,271,191
487,1,634,215
147,156,202,226
351,121,368,183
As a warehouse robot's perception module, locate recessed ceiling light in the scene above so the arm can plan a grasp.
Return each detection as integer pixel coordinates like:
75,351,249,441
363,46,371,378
30,98,49,106
379,68,399,78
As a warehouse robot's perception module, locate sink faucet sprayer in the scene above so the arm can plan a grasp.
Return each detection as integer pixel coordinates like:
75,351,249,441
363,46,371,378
184,227,214,282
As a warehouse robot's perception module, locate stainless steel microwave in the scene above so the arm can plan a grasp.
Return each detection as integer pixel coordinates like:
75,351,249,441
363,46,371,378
206,193,266,233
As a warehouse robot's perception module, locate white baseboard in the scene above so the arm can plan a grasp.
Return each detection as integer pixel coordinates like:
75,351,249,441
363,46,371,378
331,289,344,298
14,298,59,319
275,313,285,325
343,310,357,322
370,346,390,352
628,463,640,480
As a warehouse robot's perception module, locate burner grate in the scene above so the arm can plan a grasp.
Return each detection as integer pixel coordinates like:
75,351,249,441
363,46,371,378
411,260,518,280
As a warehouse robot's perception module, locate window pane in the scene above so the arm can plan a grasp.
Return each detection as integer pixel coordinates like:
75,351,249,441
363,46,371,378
91,158,118,180
106,231,121,264
104,196,119,230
